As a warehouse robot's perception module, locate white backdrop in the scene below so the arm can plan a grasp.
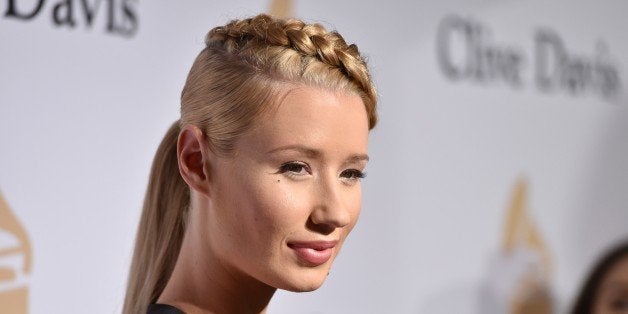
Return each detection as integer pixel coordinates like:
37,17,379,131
1,0,627,313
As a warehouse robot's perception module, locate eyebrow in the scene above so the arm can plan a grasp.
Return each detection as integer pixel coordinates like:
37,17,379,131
266,144,369,162
603,281,628,289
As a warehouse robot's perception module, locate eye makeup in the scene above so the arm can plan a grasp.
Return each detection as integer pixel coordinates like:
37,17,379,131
277,161,311,177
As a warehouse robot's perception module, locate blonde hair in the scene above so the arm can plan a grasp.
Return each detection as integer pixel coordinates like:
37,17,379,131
123,14,377,314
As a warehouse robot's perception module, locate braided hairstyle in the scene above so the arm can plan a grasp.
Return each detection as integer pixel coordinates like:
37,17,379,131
123,14,377,314
205,14,377,128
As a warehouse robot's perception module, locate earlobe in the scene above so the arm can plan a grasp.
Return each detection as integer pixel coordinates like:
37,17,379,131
177,125,212,197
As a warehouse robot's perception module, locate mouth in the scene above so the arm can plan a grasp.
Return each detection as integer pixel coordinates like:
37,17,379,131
287,240,338,266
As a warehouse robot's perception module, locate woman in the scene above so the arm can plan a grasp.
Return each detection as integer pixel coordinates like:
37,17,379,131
123,14,377,314
572,240,628,314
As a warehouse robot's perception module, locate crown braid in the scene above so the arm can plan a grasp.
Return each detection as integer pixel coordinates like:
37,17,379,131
206,14,377,128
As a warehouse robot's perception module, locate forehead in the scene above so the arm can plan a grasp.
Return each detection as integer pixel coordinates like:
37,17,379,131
240,85,369,155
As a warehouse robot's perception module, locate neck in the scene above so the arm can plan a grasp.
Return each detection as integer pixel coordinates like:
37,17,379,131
157,201,276,313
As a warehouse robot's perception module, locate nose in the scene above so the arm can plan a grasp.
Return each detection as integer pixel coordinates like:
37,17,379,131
309,175,353,230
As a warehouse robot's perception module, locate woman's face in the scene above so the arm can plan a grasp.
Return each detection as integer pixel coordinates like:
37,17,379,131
594,255,628,314
204,85,369,292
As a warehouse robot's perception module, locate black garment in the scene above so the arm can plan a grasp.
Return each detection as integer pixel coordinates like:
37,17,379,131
147,304,185,314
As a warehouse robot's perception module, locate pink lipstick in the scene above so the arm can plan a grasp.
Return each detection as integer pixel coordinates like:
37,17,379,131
287,241,337,266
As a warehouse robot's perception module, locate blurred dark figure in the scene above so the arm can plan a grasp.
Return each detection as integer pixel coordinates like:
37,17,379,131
573,240,628,314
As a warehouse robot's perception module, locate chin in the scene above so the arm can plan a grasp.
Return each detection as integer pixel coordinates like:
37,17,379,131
276,268,329,292
282,281,324,293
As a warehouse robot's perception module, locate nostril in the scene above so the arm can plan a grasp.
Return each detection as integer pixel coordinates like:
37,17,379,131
305,217,335,235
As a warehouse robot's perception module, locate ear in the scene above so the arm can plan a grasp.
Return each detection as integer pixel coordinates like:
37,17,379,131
177,124,213,197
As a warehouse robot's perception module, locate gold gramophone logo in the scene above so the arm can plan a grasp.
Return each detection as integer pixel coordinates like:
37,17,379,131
0,191,32,314
480,177,554,314
501,178,553,314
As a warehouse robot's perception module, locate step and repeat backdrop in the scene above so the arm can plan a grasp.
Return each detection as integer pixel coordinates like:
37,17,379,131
1,0,627,313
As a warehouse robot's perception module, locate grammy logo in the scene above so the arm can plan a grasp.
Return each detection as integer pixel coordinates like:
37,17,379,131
480,177,554,314
0,191,32,314
502,178,553,314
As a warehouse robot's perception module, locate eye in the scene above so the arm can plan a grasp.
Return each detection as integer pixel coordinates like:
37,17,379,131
340,169,366,181
278,161,311,176
611,297,628,311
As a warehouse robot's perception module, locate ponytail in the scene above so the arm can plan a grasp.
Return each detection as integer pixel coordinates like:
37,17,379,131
123,121,189,314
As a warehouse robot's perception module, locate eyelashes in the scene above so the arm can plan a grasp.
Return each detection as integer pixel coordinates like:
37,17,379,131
278,161,311,176
340,169,366,180
277,161,366,181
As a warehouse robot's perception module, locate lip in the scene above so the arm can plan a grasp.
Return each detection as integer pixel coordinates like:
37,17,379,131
287,240,338,266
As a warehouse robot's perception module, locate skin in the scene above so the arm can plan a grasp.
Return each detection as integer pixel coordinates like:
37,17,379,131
594,255,628,314
157,85,370,314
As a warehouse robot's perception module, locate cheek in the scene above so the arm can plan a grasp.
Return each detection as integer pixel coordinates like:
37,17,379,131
234,177,314,241
344,188,363,231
